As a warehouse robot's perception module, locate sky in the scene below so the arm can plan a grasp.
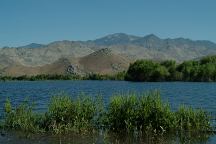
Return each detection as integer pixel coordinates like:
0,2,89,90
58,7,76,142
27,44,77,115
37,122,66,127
0,0,215,47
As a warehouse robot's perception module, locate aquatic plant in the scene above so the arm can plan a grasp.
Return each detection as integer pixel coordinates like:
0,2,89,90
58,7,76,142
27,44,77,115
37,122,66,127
176,105,212,132
42,95,74,133
3,98,41,133
42,94,104,134
106,91,176,133
1,91,213,135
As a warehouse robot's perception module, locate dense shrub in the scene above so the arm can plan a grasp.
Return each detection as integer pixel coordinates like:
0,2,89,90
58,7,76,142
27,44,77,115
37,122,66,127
125,60,169,81
125,55,216,82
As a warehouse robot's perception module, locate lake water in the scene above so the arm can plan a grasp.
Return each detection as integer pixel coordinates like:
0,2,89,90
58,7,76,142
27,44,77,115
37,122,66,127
1,80,216,143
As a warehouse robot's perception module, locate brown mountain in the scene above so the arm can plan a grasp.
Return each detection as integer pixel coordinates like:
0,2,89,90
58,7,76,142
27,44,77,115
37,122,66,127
1,49,129,76
3,58,72,76
78,48,129,74
1,33,216,76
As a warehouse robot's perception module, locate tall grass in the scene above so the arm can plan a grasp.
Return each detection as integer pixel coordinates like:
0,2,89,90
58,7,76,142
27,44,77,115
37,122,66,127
3,98,42,133
107,91,176,133
41,94,104,134
42,95,74,133
1,91,213,135
176,105,211,132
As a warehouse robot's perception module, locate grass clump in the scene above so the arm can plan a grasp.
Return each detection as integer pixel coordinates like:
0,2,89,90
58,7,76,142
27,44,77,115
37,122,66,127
1,91,213,135
42,95,74,133
176,105,212,132
137,92,175,133
106,91,212,134
3,98,42,133
42,94,103,134
71,95,98,133
106,91,176,133
106,93,139,132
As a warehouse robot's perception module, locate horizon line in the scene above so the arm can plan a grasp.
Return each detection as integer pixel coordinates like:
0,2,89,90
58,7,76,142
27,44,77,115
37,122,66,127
1,33,215,48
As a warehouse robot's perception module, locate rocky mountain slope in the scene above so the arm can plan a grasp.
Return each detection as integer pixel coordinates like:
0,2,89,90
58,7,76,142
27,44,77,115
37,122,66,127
78,48,129,74
3,58,72,76
1,33,216,76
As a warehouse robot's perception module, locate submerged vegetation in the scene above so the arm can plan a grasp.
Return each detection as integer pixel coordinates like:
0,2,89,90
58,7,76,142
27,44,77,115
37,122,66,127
0,91,212,136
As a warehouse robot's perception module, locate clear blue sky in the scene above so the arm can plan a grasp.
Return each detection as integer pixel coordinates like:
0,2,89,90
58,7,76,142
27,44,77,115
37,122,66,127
0,0,215,47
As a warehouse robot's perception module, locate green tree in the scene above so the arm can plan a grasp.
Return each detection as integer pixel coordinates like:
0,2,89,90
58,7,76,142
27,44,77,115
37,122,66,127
126,60,169,81
177,61,199,81
197,63,216,81
200,55,216,64
161,60,177,80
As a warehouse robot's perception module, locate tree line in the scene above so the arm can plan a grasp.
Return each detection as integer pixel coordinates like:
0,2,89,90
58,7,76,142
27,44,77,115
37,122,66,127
126,55,216,82
0,72,126,81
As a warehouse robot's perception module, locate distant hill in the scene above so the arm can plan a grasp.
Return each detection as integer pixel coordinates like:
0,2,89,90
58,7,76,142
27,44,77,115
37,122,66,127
92,33,216,61
3,58,72,76
93,33,140,46
1,49,129,76
78,48,129,74
1,33,216,76
0,40,94,67
17,43,44,49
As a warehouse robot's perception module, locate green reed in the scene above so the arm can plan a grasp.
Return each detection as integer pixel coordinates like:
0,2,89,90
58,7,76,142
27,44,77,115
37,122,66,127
1,91,213,135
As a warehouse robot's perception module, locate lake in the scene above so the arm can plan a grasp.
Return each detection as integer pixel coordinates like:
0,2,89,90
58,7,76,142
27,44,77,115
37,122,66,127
1,80,216,143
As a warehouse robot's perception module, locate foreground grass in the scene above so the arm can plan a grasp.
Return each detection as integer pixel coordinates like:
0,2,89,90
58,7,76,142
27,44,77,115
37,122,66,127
1,91,213,135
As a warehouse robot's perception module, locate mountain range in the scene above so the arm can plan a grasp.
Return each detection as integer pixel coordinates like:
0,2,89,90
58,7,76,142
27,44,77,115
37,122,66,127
1,33,216,76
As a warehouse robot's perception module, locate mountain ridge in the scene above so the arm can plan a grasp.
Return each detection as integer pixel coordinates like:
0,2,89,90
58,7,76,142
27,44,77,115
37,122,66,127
1,33,215,49
1,33,216,76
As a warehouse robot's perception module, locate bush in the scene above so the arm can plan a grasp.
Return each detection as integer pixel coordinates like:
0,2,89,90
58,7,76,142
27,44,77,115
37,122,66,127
125,60,169,81
125,56,216,82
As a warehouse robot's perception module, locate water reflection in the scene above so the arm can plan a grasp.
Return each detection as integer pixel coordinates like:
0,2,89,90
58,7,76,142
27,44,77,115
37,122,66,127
0,131,213,144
